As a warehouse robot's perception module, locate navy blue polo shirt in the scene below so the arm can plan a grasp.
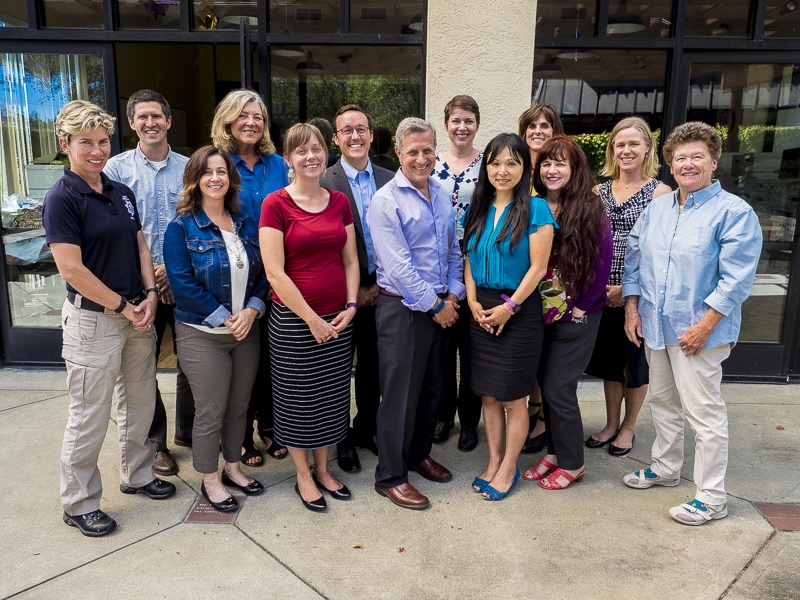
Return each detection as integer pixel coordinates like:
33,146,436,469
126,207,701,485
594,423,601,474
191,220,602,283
43,168,145,297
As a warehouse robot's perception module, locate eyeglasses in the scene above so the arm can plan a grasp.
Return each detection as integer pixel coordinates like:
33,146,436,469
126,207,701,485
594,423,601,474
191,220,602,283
335,125,370,137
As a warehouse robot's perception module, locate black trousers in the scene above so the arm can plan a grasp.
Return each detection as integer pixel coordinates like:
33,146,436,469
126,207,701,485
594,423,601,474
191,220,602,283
438,301,481,427
351,304,381,443
246,303,274,445
374,295,448,488
538,313,601,470
149,301,195,449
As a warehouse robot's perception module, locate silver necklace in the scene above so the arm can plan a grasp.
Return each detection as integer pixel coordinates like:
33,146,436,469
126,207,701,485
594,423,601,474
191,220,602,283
225,211,245,269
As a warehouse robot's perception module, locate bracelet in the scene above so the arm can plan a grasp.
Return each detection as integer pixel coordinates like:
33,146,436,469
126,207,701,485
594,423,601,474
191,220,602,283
113,296,127,313
146,287,160,299
501,294,521,313
428,299,444,315
346,302,358,312
502,302,515,315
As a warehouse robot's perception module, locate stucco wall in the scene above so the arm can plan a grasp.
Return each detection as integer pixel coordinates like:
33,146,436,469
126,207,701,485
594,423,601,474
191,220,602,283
424,1,537,152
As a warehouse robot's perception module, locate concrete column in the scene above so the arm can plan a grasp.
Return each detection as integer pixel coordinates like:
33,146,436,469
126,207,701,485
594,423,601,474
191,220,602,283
424,1,537,152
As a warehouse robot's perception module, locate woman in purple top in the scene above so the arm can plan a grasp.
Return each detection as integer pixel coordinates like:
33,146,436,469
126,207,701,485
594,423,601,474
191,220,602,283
522,136,613,490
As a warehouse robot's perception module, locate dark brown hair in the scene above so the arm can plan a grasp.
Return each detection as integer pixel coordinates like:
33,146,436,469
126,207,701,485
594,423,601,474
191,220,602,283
444,95,480,125
177,146,241,215
532,136,605,296
517,104,565,139
333,103,374,131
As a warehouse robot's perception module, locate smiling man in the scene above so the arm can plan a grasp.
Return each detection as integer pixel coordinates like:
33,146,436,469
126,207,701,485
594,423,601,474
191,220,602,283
320,105,394,473
621,122,762,526
366,117,465,510
105,90,192,477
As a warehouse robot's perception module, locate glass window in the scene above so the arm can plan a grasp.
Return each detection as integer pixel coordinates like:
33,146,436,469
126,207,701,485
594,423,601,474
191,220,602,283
193,0,257,30
686,63,800,343
349,0,423,34
684,0,751,37
0,0,27,27
536,1,598,38
1,53,105,328
606,0,673,38
42,0,103,28
119,0,181,30
532,48,668,177
270,45,421,163
270,0,339,34
764,1,800,38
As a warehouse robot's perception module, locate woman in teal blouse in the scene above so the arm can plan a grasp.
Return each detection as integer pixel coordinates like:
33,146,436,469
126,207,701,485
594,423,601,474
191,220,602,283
462,133,555,501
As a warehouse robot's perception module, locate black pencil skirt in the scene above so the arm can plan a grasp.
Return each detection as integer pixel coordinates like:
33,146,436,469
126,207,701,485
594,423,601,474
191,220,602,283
469,287,544,402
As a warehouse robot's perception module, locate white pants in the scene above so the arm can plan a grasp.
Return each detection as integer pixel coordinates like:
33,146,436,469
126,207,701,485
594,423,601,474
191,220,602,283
645,343,731,505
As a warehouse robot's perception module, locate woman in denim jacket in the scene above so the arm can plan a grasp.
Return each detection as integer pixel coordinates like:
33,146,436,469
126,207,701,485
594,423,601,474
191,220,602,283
164,145,268,512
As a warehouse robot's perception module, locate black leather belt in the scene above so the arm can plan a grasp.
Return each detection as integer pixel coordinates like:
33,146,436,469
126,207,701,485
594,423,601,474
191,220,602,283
67,291,145,312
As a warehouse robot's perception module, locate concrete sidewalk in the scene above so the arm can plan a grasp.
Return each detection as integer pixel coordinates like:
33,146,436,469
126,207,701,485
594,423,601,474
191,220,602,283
1,367,798,600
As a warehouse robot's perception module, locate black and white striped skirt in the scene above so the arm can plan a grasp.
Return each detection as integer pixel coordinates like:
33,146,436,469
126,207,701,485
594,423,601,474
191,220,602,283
268,302,354,449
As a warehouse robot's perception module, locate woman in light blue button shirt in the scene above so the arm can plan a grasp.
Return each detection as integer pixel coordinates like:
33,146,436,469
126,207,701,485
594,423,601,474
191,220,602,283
462,133,555,500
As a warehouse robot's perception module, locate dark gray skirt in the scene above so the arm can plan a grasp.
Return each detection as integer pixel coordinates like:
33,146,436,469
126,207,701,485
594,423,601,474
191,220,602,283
469,287,543,402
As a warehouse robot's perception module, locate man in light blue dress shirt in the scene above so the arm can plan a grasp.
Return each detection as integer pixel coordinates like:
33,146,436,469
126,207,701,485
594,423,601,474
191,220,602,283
105,90,192,477
367,118,466,510
320,104,394,474
621,122,762,526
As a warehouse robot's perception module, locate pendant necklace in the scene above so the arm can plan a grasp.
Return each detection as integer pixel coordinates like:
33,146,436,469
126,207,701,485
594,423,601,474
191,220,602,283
226,211,245,269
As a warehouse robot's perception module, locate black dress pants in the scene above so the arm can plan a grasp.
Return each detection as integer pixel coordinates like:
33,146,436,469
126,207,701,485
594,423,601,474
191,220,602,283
149,301,194,449
352,304,381,444
438,301,481,428
374,295,448,488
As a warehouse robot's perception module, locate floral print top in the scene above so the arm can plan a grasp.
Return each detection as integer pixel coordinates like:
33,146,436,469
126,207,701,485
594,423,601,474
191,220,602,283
434,152,483,241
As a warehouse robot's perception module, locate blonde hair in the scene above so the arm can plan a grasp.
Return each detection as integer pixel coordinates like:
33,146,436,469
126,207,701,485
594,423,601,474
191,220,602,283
601,116,660,180
211,88,275,155
283,123,327,181
55,100,115,144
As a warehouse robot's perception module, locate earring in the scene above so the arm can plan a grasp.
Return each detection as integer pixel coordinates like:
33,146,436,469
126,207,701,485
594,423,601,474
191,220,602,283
322,165,328,176
288,166,295,180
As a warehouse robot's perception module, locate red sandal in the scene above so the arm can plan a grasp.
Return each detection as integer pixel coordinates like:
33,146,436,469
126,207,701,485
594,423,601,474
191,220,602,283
537,467,585,490
522,458,557,481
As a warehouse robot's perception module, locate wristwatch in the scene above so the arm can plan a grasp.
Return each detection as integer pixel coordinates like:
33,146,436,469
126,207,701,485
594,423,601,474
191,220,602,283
572,314,588,325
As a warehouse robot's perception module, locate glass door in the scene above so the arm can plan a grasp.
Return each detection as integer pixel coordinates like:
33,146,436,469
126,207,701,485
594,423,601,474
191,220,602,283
0,43,112,364
675,53,800,378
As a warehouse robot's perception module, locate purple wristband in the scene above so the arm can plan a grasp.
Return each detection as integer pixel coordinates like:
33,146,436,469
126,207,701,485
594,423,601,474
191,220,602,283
346,302,358,313
502,303,514,315
501,294,516,307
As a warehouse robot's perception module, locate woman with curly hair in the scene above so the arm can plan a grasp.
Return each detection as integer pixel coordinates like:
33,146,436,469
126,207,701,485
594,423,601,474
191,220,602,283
522,136,613,490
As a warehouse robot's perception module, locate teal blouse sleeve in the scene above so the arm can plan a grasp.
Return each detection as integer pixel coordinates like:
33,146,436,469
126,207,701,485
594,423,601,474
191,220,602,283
529,195,558,234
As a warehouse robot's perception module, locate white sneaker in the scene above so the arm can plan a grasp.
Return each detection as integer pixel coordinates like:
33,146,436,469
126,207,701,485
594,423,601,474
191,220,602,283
669,499,728,526
623,467,680,489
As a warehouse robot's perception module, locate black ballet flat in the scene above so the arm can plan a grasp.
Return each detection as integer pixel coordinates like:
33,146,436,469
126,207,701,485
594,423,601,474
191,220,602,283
295,483,327,512
201,482,238,512
609,434,635,456
312,471,352,501
221,469,264,496
585,431,618,449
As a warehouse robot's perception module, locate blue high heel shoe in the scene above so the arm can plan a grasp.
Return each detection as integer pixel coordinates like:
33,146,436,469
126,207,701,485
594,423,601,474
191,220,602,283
472,476,490,493
482,467,520,501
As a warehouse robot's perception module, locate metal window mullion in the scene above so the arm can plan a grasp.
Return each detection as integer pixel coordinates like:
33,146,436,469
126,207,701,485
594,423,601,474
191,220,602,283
103,0,115,31
340,0,350,34
752,0,766,41
26,0,41,29
597,0,610,38
180,0,192,32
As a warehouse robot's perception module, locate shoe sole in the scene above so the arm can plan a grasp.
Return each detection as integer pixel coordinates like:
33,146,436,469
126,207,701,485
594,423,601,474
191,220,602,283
375,486,430,510
408,465,453,483
119,486,176,500
624,477,680,489
63,515,116,537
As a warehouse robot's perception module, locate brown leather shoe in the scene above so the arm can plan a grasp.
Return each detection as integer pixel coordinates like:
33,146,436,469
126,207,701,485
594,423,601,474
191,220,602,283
375,482,430,510
152,450,178,476
409,457,452,482
173,434,192,448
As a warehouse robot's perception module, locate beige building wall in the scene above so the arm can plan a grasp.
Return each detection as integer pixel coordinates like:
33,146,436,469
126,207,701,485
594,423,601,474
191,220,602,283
424,1,537,152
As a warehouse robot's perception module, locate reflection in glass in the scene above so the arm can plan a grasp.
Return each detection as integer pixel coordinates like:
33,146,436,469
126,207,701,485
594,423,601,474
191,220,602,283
192,0,257,30
119,0,181,29
764,1,800,38
685,0,751,37
536,1,598,38
350,0,423,34
606,0,673,38
270,0,339,34
1,53,105,327
532,49,667,177
0,0,27,27
270,45,421,162
687,63,800,342
42,0,103,28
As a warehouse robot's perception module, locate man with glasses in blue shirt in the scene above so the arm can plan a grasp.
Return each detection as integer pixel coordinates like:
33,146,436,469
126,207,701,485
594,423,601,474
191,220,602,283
321,104,394,474
105,90,192,477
